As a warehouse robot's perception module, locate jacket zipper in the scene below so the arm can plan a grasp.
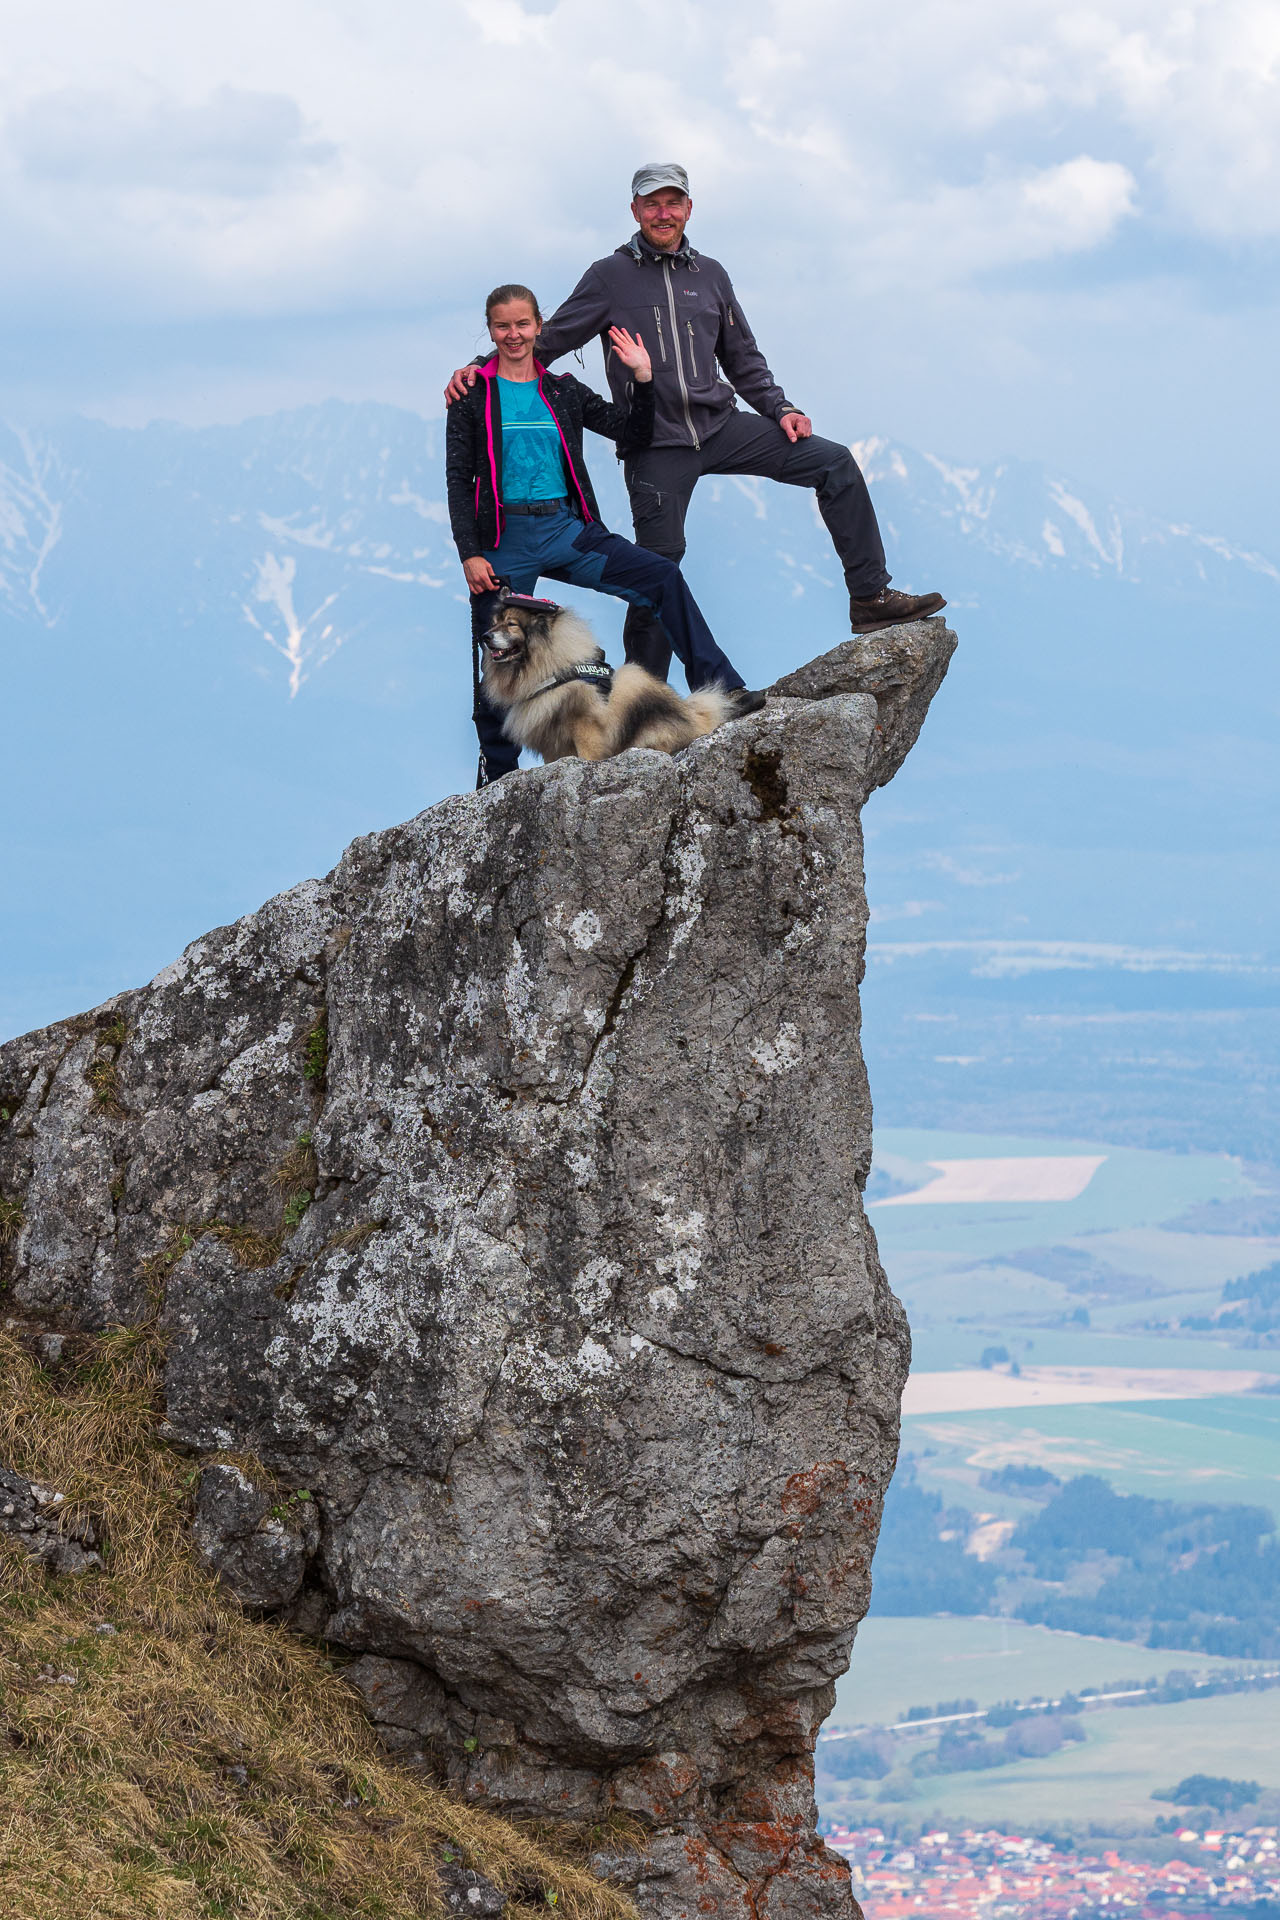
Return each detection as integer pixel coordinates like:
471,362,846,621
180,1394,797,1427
652,306,667,363
685,320,698,378
664,260,698,448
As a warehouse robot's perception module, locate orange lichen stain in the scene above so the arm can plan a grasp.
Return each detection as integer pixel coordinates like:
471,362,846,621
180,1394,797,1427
708,1818,802,1875
779,1459,848,1517
684,1837,715,1885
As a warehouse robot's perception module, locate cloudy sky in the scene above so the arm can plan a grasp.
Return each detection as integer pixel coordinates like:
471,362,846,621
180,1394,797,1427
1,0,1277,542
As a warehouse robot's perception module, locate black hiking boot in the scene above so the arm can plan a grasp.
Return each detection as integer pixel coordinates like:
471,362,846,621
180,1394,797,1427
727,688,767,716
848,586,947,633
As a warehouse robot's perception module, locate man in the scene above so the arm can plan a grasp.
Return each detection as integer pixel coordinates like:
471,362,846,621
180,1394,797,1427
446,162,945,682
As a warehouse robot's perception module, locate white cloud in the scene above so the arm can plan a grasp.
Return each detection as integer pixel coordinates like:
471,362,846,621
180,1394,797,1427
0,0,1271,556
1020,157,1138,250
847,156,1137,288
0,0,1269,331
8,84,335,195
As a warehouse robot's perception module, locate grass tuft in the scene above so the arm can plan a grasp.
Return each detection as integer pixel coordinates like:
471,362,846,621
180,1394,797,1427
0,1326,639,1920
85,1017,129,1115
272,1137,319,1202
141,1226,200,1307
205,1224,285,1273
302,1018,328,1088
281,1193,312,1233
325,1222,386,1256
0,1197,24,1248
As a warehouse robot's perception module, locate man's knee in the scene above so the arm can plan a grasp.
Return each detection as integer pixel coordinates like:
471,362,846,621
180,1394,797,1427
789,432,861,487
630,518,686,566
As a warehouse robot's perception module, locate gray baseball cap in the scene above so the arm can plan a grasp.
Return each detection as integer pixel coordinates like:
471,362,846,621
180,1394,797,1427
631,163,690,198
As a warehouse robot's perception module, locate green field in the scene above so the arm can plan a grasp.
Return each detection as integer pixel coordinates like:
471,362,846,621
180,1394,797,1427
906,1322,1280,1375
871,1129,1279,1362
829,1616,1257,1729
832,1132,1280,1833
905,1392,1280,1519
871,1128,1252,1259
863,1128,1280,1512
821,1688,1280,1832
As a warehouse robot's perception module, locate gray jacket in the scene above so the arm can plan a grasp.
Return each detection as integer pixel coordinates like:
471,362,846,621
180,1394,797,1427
536,234,800,451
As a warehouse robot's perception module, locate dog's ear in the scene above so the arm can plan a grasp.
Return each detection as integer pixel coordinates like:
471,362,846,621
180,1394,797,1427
527,609,556,643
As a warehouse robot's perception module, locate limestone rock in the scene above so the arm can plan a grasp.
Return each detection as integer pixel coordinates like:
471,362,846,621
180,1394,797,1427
0,622,956,1920
193,1462,320,1610
0,1463,102,1575
435,1850,508,1918
768,616,956,790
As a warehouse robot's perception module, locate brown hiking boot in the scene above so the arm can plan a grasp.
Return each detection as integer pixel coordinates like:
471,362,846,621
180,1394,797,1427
848,586,946,633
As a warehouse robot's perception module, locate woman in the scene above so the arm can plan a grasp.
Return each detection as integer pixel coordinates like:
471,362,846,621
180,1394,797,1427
445,282,758,786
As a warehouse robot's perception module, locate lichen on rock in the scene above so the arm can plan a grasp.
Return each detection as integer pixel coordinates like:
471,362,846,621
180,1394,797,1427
0,620,956,1920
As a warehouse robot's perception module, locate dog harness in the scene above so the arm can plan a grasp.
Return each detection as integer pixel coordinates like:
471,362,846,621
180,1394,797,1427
524,657,615,702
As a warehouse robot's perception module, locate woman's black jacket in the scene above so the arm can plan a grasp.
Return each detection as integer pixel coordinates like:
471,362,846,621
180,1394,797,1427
445,358,654,561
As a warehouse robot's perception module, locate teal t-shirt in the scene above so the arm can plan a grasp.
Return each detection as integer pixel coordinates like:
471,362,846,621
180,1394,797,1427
498,378,566,502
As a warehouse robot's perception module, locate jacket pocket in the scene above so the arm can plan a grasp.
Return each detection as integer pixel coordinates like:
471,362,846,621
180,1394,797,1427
652,306,668,363
685,321,698,378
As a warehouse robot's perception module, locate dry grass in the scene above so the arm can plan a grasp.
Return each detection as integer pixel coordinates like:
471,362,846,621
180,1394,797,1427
0,1197,23,1247
205,1224,287,1273
271,1138,319,1204
85,1017,130,1114
0,1327,639,1920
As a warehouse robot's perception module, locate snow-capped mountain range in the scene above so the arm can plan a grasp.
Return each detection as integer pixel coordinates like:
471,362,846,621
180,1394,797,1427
853,437,1280,599
2,403,1276,698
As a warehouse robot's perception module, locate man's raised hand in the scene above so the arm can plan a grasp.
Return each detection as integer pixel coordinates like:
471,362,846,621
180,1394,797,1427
779,412,813,443
445,365,480,405
608,326,652,383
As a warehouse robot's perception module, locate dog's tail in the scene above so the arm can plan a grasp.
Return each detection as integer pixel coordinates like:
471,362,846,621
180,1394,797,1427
683,684,734,738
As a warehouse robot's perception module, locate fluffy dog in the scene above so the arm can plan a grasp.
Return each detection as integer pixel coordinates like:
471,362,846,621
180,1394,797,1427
480,594,734,763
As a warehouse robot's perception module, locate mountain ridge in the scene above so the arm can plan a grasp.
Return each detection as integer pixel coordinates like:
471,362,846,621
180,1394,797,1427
3,406,1277,677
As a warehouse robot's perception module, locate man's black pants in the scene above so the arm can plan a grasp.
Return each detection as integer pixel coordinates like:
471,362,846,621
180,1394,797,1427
621,411,890,681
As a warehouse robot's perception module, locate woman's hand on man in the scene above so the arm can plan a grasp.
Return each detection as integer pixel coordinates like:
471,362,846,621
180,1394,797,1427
463,556,501,594
608,327,652,382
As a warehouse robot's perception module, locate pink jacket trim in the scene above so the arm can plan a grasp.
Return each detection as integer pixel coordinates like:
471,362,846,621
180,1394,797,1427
476,357,593,547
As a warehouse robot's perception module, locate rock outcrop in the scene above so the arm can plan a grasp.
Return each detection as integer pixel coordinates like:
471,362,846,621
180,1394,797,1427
0,622,955,1920
0,1462,101,1575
